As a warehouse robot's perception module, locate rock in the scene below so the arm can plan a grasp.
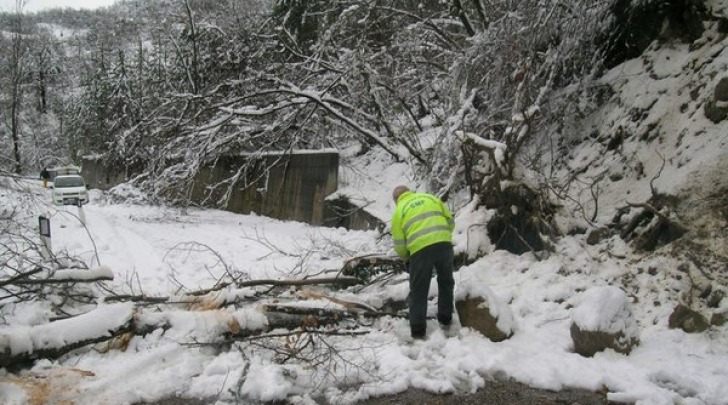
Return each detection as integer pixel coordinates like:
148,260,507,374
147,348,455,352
704,77,728,123
570,324,638,357
719,17,728,34
586,227,609,245
570,286,640,357
715,77,728,101
707,290,725,308
668,304,709,333
456,296,513,342
567,226,587,236
606,130,624,151
705,100,728,123
710,312,726,327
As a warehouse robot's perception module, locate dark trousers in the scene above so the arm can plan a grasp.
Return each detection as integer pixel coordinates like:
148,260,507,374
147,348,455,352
408,242,454,336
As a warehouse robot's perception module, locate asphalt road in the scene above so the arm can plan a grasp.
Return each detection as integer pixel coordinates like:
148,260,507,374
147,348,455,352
139,380,613,405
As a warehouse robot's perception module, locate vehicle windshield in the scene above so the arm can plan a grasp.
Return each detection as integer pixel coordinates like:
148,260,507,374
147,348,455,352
54,176,85,188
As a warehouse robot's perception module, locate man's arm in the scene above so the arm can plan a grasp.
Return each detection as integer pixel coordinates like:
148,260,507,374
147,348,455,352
440,199,455,232
391,209,409,259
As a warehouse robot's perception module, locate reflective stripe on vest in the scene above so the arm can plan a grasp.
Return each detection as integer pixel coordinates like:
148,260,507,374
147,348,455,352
406,224,452,246
402,211,447,235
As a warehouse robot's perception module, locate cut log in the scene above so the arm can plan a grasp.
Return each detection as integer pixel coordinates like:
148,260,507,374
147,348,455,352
0,300,398,370
0,267,394,370
0,303,135,370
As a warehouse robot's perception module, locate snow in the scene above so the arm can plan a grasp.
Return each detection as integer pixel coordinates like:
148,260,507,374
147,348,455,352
36,23,87,40
0,303,134,356
2,170,727,405
52,265,113,280
0,0,117,13
1,20,728,405
571,286,640,340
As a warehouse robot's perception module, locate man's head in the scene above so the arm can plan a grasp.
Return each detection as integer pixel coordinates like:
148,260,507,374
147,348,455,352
392,185,410,202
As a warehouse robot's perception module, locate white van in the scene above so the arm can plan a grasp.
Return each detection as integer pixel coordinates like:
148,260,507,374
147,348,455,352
52,175,90,206
47,165,82,188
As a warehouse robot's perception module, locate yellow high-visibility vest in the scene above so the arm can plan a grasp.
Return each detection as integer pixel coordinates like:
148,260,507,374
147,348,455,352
391,191,454,258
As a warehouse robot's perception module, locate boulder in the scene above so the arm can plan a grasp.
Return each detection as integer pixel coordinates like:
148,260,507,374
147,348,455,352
710,312,726,327
570,286,640,357
715,77,728,101
705,77,728,123
586,227,609,245
668,304,709,333
456,296,513,342
570,324,638,357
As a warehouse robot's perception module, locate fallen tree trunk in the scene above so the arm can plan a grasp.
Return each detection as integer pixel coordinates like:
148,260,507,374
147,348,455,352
0,303,135,370
0,298,399,370
103,275,362,304
0,264,404,370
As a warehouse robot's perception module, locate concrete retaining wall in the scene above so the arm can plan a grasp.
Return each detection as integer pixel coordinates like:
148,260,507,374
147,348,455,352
187,152,338,225
78,159,127,191
81,152,384,230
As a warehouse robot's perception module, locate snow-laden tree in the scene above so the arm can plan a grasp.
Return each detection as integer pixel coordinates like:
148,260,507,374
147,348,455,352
57,0,619,233
0,4,72,172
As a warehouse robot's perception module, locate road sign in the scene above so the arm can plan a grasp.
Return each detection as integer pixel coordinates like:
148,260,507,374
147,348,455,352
39,215,51,238
38,215,52,259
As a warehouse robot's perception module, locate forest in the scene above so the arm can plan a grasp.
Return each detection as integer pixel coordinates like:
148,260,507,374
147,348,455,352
3,0,706,248
1,0,649,200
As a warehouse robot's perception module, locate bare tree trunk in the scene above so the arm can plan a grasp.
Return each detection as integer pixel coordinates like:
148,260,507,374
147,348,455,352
183,0,199,93
470,0,488,29
11,87,22,174
9,0,25,174
35,46,49,114
452,0,476,36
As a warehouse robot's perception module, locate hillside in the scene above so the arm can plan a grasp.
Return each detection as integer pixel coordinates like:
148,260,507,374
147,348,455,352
340,3,728,302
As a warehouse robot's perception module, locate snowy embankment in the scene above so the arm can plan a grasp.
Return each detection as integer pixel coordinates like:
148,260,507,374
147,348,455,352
1,169,727,405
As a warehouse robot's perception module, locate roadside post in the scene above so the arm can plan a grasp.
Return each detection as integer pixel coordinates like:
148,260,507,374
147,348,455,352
78,200,86,226
38,215,52,259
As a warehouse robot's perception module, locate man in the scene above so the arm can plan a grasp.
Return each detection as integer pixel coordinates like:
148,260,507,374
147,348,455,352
391,185,455,340
40,168,51,188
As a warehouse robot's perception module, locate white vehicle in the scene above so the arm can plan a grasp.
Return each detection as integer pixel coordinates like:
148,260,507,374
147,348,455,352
52,175,90,206
46,164,82,188
49,165,81,178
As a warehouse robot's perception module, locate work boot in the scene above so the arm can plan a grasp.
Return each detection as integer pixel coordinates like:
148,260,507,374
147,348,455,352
411,326,426,341
438,316,457,338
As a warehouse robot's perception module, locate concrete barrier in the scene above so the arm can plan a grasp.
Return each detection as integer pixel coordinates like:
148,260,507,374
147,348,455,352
188,152,338,225
81,151,381,230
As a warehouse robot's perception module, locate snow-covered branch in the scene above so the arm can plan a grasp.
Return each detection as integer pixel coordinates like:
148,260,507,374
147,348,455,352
455,131,507,170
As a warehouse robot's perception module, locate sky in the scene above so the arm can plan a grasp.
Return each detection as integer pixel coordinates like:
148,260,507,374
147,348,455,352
1,7,728,405
0,0,117,13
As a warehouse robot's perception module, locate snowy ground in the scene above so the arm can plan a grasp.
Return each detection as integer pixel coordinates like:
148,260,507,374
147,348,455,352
1,177,727,405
